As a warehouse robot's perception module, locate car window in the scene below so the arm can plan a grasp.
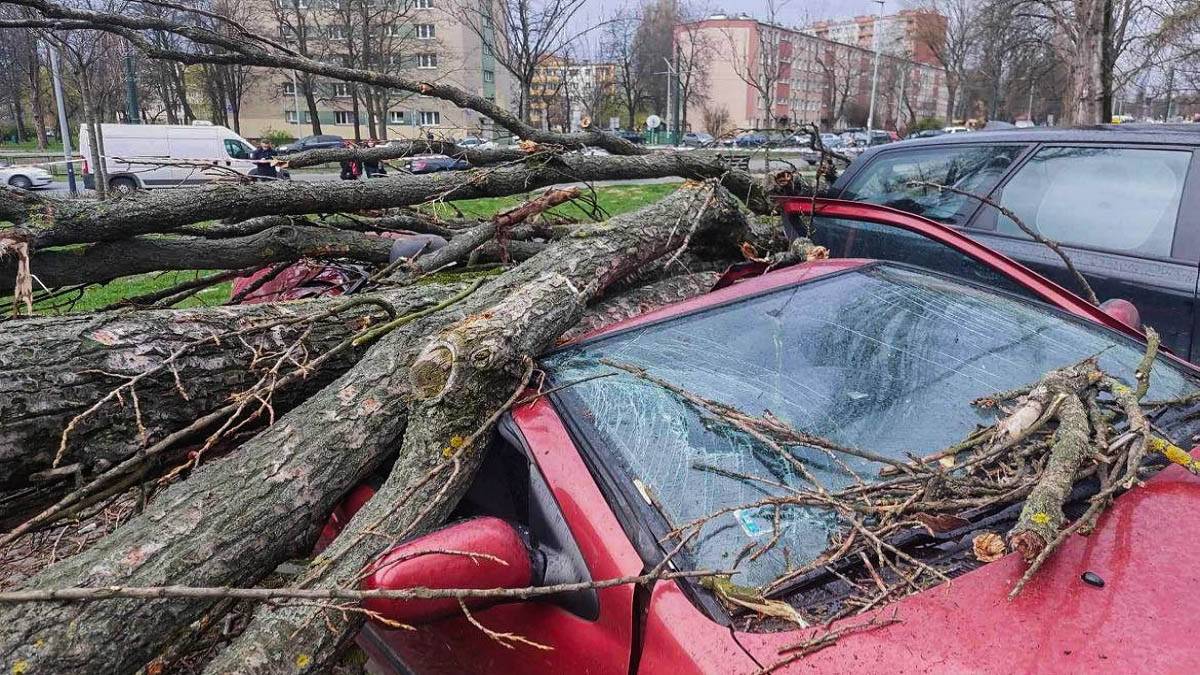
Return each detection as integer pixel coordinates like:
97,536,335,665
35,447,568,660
544,263,1197,588
841,144,1025,224
992,146,1191,257
224,139,251,159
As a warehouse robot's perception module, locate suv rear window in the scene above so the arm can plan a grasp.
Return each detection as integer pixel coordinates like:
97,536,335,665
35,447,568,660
992,146,1191,257
840,144,1025,223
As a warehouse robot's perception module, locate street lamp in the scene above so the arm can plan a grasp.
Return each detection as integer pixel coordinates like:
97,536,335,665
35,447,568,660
866,0,885,132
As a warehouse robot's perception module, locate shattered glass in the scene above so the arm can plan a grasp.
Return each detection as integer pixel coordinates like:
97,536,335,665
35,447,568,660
542,263,1198,588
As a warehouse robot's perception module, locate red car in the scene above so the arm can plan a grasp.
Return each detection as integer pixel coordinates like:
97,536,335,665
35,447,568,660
326,200,1200,673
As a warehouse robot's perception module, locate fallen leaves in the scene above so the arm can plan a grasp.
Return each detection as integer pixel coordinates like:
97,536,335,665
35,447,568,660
972,532,1007,563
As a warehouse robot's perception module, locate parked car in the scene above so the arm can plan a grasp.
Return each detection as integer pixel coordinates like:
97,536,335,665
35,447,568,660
276,134,346,154
408,153,468,173
680,131,714,147
78,122,258,192
0,163,53,190
612,129,646,145
942,125,971,134
910,128,947,139
734,132,768,148
322,200,1200,673
825,124,1200,360
457,136,487,148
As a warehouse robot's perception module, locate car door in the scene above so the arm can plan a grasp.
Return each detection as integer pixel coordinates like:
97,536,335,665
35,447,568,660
963,144,1200,359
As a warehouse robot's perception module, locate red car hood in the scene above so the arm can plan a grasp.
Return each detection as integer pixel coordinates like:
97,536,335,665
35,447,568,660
643,456,1200,673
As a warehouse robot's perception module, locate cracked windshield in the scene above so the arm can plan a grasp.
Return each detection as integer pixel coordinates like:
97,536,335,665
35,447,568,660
543,263,1197,588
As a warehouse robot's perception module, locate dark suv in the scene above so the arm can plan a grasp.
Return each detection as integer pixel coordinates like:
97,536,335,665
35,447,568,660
277,134,346,153
813,125,1200,360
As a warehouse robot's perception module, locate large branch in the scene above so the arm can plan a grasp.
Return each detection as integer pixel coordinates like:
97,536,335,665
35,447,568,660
1,0,647,154
13,154,768,248
0,185,747,674
1,224,393,290
284,140,529,169
204,183,749,673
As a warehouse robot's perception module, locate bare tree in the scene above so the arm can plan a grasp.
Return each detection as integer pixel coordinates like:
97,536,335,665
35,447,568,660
914,0,978,121
673,12,713,132
453,0,593,123
604,14,646,128
701,102,730,136
722,0,790,128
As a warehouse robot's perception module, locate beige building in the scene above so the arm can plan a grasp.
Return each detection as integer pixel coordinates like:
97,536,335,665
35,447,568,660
675,13,948,133
232,0,512,141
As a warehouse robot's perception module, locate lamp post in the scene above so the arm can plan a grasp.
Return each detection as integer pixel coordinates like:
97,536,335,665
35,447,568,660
866,0,885,132
48,43,77,194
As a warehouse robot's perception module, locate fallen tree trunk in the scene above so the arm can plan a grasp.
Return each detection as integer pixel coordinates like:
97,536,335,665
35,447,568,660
285,140,528,169
1,224,394,290
0,185,747,674
204,183,748,672
8,154,767,248
0,280,466,493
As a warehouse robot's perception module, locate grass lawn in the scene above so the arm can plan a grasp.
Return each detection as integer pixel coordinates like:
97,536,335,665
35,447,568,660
422,181,684,221
24,181,683,314
34,272,233,314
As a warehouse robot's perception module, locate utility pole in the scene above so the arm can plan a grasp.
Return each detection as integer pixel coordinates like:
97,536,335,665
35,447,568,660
124,53,140,123
48,43,77,194
866,0,885,132
1164,65,1175,122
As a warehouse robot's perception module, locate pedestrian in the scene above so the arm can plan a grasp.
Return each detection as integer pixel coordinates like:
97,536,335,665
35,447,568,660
250,141,278,181
339,139,361,180
362,139,385,178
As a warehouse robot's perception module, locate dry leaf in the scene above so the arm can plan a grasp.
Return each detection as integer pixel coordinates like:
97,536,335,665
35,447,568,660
938,455,956,469
915,513,970,533
973,532,1007,562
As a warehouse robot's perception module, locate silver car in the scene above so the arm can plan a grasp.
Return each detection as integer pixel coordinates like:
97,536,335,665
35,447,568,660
1,164,53,189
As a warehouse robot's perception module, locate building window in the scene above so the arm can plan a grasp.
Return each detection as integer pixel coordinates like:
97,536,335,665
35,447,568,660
332,83,352,97
483,70,494,83
414,0,433,7
419,110,440,126
482,42,492,56
416,24,435,39
327,25,347,40
282,81,296,95
335,111,357,125
417,53,438,68
285,110,311,124
388,110,406,124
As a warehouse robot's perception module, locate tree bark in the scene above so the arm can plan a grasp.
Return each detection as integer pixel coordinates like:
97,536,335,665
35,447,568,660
0,281,466,493
15,154,768,248
0,185,747,674
1,224,394,290
203,184,748,673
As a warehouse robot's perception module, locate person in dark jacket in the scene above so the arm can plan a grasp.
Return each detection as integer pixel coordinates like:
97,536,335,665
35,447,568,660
250,141,278,180
362,139,386,178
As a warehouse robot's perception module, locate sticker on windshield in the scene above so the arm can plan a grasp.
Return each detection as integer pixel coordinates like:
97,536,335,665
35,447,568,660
734,507,774,538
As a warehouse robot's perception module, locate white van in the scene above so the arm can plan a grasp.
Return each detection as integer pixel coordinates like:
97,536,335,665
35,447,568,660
78,122,261,192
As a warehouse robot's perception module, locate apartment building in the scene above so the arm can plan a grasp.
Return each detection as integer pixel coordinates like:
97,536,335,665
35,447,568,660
806,9,946,66
235,0,512,140
529,56,618,132
675,13,948,133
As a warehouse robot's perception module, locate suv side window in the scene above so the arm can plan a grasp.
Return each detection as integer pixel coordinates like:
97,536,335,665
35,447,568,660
992,146,1192,258
840,144,1025,224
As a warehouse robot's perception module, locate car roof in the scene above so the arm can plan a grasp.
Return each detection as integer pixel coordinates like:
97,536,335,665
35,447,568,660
886,123,1200,148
